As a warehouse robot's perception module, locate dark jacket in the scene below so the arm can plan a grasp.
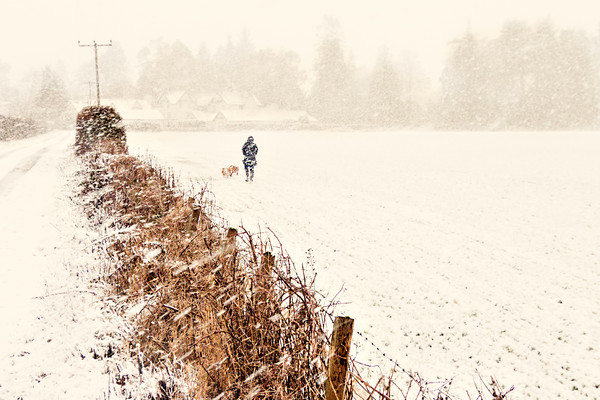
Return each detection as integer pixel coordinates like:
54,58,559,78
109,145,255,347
242,140,258,166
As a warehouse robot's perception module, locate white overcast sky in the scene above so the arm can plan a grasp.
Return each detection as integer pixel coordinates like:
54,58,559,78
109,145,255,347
2,0,600,83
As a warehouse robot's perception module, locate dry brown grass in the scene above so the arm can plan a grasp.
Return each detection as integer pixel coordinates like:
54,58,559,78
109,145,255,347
80,149,331,399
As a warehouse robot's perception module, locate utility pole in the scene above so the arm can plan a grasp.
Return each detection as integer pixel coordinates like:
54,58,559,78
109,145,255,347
88,81,93,106
78,40,112,106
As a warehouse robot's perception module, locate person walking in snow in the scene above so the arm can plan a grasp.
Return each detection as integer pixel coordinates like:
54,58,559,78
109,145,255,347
242,136,258,182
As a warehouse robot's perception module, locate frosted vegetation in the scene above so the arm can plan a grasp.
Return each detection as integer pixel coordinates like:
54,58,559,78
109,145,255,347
2,18,600,132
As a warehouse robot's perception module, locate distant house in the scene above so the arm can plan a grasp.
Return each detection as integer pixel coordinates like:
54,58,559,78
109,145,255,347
75,89,317,130
191,110,219,126
218,91,262,110
196,93,220,109
104,98,164,130
69,101,89,115
214,107,316,127
156,91,192,109
68,98,165,130
156,91,199,125
120,108,165,130
105,98,151,111
155,90,267,127
190,91,263,112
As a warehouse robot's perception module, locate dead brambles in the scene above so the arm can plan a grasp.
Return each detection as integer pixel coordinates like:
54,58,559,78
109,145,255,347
75,105,127,155
0,114,44,141
80,150,331,399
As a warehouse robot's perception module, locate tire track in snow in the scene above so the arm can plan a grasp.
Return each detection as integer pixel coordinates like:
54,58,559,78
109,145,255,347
0,131,71,197
0,148,47,197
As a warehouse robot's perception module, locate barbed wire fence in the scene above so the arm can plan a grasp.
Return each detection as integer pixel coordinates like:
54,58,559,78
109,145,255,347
320,307,514,400
305,239,512,400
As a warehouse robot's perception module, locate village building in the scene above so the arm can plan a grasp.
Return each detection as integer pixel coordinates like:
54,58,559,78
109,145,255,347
70,90,316,130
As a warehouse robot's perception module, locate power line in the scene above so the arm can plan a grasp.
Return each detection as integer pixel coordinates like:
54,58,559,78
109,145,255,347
78,40,112,106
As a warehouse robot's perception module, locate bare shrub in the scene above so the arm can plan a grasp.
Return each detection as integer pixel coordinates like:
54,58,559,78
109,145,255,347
81,151,330,399
0,114,44,141
75,106,127,155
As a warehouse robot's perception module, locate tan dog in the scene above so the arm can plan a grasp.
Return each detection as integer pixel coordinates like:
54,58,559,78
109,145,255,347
222,165,239,177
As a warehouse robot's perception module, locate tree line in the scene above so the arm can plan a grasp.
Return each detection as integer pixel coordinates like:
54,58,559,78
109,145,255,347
3,18,600,130
439,20,600,129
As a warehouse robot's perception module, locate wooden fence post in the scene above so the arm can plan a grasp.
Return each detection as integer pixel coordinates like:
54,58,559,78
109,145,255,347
187,204,201,232
224,228,238,264
259,252,274,286
326,316,354,400
225,227,237,248
255,252,274,305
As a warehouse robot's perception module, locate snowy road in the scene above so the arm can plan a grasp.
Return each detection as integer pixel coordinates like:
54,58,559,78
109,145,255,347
0,131,120,399
128,129,600,399
0,131,73,363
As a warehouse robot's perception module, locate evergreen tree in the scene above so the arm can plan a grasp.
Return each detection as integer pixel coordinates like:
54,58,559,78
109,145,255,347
250,49,306,108
345,53,368,124
439,20,599,129
98,41,134,99
494,21,533,127
0,61,15,112
136,40,198,99
367,48,403,126
33,67,69,127
309,17,355,124
440,31,489,128
522,21,564,128
517,21,598,129
553,30,599,128
195,43,221,92
396,52,431,126
213,30,257,91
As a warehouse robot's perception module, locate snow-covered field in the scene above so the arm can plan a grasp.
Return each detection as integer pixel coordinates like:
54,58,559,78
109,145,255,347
127,129,600,399
1,129,598,399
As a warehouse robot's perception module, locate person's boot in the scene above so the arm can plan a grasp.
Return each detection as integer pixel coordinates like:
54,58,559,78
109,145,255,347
249,170,254,181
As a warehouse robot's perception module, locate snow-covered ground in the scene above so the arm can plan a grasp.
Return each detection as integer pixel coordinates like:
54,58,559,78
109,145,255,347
0,130,109,398
1,129,598,399
127,129,600,399
0,131,156,399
